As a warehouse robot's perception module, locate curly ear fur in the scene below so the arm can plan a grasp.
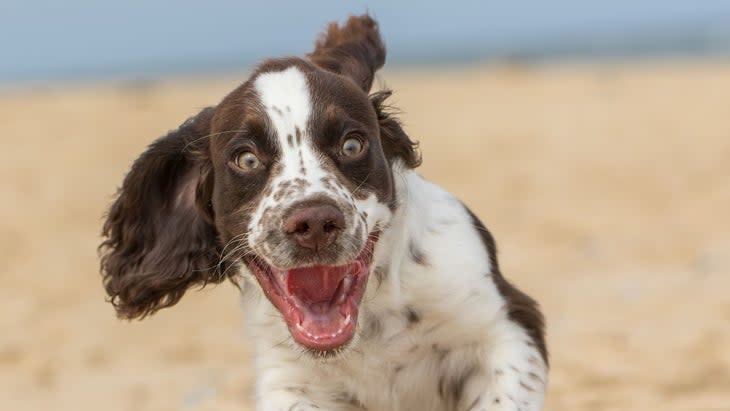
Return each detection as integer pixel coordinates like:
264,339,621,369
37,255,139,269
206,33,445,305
307,14,386,92
371,90,421,169
99,107,226,319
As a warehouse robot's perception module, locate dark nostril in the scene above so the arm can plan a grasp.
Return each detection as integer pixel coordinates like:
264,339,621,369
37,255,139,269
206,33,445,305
323,220,337,233
293,221,310,235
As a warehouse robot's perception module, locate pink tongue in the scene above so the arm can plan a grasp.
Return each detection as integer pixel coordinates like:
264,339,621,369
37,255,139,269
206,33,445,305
287,265,351,304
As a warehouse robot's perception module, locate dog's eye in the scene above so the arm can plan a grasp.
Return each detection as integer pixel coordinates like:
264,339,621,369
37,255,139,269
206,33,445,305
341,137,364,158
235,151,262,171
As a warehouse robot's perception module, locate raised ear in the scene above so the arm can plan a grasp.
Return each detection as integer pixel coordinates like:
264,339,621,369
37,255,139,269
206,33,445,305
371,90,421,169
307,14,386,92
100,106,225,319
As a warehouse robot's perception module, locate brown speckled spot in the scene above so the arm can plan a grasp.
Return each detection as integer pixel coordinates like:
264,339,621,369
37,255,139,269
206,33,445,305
519,381,536,392
528,371,544,384
272,189,287,202
432,344,449,364
404,305,421,325
320,177,336,191
333,392,366,410
373,266,388,283
362,315,382,339
409,239,430,266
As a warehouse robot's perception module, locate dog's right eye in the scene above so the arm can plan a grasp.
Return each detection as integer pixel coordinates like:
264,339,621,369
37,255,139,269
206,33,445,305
235,151,262,171
340,136,366,158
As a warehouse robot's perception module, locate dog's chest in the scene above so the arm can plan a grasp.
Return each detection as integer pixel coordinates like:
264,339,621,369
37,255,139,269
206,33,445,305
330,310,484,411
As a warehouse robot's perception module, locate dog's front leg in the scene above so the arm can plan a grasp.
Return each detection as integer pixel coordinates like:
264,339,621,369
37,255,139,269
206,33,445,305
458,337,548,411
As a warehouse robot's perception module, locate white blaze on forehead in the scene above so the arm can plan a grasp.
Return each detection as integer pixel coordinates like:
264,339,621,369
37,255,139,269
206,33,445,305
254,66,311,137
253,66,331,188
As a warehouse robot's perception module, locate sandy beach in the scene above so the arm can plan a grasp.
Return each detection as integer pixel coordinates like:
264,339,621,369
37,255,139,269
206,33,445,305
1,61,729,410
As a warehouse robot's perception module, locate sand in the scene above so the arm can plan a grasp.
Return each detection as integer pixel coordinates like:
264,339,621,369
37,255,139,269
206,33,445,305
1,61,729,411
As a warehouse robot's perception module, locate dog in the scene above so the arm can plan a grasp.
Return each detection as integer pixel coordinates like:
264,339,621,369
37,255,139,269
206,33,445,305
100,15,547,411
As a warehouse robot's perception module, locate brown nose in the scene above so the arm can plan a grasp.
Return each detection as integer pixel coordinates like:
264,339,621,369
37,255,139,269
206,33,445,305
283,204,345,252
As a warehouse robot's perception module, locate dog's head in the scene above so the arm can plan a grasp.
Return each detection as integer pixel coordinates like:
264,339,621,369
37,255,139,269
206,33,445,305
100,15,419,353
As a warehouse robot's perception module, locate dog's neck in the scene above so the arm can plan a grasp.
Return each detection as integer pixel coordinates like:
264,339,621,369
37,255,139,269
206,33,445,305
368,164,465,309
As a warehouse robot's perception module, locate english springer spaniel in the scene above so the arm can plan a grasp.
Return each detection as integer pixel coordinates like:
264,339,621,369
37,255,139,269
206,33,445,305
100,15,547,411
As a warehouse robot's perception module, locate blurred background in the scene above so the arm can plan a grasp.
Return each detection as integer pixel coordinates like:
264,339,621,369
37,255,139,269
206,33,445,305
1,1,729,410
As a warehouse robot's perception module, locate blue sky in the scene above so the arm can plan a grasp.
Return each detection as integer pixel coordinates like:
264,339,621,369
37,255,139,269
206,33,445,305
2,1,730,84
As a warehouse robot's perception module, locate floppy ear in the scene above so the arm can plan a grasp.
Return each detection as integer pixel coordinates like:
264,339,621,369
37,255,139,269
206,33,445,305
100,107,225,319
307,14,386,92
371,90,421,169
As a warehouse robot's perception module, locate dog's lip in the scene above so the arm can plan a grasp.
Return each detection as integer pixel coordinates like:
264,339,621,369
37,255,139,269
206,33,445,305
246,233,379,352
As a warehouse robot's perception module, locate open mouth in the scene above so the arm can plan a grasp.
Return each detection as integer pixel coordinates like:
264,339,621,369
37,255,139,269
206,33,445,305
247,233,378,351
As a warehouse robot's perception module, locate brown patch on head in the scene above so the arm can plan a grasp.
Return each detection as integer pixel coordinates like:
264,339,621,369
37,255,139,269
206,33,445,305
304,77,397,204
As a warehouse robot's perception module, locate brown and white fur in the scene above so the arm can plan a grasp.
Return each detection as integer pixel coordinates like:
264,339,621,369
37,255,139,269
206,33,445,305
100,15,547,411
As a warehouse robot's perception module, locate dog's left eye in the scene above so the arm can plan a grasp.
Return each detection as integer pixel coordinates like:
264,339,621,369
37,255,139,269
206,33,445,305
235,151,262,171
341,137,364,158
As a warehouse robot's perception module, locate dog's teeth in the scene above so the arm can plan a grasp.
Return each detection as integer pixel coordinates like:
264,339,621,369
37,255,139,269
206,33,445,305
344,314,352,324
